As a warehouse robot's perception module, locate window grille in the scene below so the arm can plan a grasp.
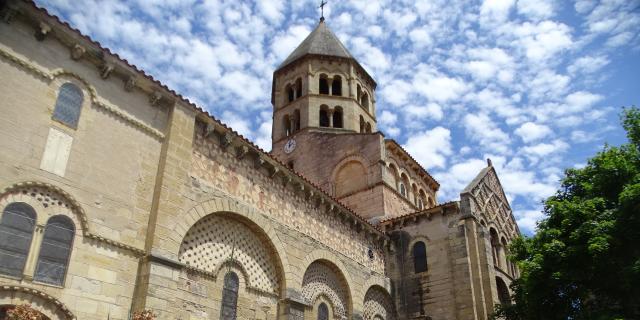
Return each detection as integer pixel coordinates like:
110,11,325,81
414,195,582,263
34,215,74,286
220,272,239,320
52,83,84,128
0,203,36,278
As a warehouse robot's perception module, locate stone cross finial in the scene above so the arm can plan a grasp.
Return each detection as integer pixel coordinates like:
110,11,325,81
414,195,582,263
319,0,327,21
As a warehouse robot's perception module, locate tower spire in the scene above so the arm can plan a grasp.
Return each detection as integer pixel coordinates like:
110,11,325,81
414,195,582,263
319,0,327,21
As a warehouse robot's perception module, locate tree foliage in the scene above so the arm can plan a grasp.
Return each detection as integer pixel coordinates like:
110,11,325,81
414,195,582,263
493,107,640,320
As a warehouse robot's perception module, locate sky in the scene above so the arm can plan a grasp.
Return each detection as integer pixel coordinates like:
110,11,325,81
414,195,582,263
36,0,640,235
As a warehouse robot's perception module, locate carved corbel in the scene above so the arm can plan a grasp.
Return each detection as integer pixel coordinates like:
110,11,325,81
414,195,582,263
282,174,292,187
236,145,249,159
124,75,136,91
254,155,266,169
269,167,280,178
205,123,216,138
34,22,51,41
220,132,234,150
149,90,163,106
70,44,85,60
100,61,114,79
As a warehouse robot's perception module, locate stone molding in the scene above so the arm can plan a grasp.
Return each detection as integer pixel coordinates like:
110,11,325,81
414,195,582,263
0,180,145,256
0,285,76,319
0,46,165,140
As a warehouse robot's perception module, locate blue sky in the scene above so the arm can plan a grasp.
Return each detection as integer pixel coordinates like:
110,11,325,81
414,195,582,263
37,0,640,235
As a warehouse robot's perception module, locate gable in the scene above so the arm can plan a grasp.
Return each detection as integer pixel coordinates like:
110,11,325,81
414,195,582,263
461,164,520,238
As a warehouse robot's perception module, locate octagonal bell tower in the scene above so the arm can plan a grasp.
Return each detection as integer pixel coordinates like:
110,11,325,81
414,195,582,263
271,19,378,155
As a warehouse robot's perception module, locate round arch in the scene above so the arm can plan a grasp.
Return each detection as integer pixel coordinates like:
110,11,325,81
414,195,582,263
301,258,353,318
0,181,90,235
0,285,75,319
362,285,396,320
173,197,293,297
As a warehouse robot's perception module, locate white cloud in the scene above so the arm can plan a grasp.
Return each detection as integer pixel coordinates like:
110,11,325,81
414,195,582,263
379,110,398,126
463,113,511,154
514,209,544,234
565,91,604,113
514,122,552,143
413,70,469,103
480,0,515,23
403,127,452,170
517,0,555,20
568,54,610,75
381,80,412,106
406,103,444,121
521,139,569,160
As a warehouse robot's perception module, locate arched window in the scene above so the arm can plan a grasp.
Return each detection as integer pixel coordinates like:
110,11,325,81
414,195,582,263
34,215,75,286
319,75,329,95
332,75,342,96
317,302,329,320
295,78,302,98
357,84,362,102
501,237,511,276
366,122,372,133
283,115,292,137
286,84,294,103
52,82,84,129
359,115,365,133
412,184,418,204
319,108,330,127
496,277,511,305
333,107,343,128
0,203,36,278
220,272,239,320
293,109,301,132
413,241,427,273
361,92,369,110
490,228,500,267
399,183,406,197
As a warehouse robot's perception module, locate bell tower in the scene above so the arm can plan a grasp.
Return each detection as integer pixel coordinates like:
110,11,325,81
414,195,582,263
270,19,378,156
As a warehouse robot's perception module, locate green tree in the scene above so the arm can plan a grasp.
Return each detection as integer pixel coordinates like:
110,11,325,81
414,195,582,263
493,107,640,320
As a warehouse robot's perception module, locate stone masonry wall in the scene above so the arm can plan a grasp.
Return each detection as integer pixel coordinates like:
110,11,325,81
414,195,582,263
0,15,166,320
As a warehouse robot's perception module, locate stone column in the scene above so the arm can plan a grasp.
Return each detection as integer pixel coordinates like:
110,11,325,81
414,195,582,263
328,110,334,127
328,78,333,95
23,224,45,280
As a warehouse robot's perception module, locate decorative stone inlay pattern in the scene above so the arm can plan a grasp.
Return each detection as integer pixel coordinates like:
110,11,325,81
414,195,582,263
302,261,349,318
191,130,385,274
466,168,518,238
178,214,279,294
363,286,395,320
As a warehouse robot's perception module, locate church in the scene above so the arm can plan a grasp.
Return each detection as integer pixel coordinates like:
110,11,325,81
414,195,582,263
0,1,520,319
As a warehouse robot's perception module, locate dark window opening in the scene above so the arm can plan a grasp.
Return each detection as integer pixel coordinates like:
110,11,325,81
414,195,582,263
332,76,342,96
295,78,302,98
413,241,427,273
287,86,294,102
319,109,329,127
317,303,329,320
287,161,294,170
220,272,239,319
333,109,343,128
319,77,329,94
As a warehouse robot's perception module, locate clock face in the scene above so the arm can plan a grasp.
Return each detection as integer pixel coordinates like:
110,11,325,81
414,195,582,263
284,139,297,154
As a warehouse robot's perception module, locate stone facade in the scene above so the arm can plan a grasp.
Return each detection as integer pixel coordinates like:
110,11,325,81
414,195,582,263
0,2,519,320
